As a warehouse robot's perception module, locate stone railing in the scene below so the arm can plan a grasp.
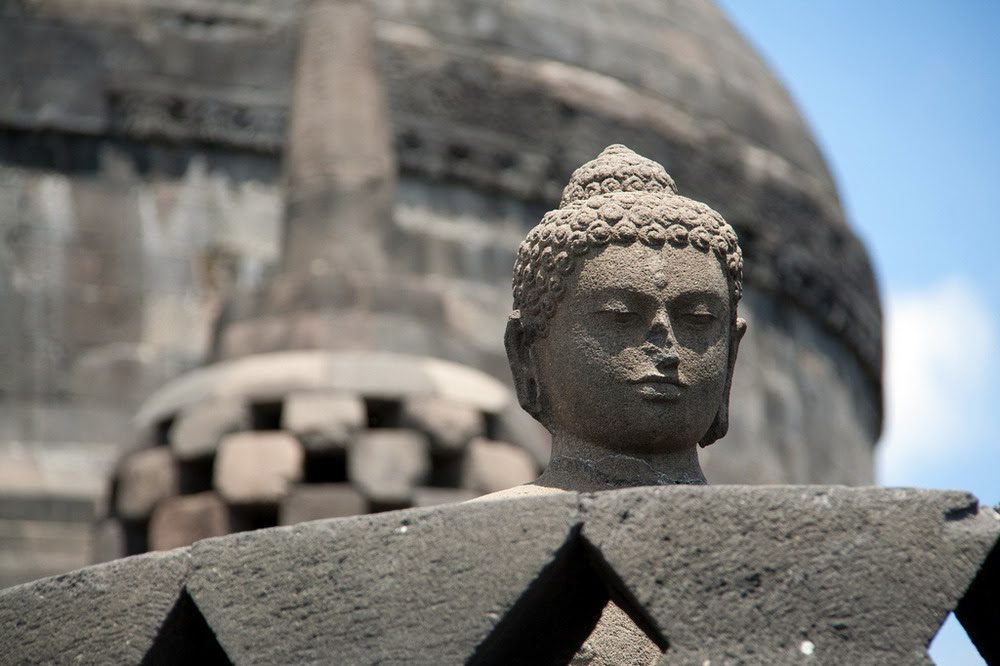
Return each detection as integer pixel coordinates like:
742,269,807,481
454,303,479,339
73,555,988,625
4,486,997,664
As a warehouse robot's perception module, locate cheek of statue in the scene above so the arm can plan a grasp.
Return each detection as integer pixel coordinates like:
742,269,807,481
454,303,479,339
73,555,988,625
533,242,731,453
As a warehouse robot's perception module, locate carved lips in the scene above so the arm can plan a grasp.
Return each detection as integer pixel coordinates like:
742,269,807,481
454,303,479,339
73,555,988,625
630,374,687,402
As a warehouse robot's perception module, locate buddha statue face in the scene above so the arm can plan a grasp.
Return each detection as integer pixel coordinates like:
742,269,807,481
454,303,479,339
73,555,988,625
506,145,746,459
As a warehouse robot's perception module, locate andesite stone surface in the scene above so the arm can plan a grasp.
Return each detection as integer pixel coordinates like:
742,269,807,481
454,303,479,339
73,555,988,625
2,487,996,665
582,486,1000,664
0,549,191,664
186,493,582,664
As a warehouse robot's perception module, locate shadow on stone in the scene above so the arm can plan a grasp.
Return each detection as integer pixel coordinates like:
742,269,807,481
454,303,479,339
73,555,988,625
955,536,1000,664
141,589,232,666
469,526,666,665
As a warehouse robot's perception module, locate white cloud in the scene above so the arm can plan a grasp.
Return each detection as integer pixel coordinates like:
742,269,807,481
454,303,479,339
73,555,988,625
876,277,997,484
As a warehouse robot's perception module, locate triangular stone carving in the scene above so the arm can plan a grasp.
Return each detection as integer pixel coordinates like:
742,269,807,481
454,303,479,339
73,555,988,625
469,528,667,665
572,600,663,665
141,589,232,666
955,535,1000,664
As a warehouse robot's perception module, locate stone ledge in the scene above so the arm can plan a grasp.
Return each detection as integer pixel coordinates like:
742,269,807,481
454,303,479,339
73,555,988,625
2,486,996,664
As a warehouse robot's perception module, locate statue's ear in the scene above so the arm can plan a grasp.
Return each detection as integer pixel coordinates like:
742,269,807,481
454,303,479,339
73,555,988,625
504,312,543,420
700,316,747,447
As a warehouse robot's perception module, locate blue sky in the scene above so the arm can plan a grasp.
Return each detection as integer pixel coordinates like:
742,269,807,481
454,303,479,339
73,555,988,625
717,2,999,663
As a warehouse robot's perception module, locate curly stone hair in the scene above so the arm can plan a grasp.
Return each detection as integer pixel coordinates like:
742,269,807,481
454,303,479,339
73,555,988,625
512,145,744,338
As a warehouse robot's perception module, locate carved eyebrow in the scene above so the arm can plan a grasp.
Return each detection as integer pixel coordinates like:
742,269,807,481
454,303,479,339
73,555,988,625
579,287,655,304
673,289,728,305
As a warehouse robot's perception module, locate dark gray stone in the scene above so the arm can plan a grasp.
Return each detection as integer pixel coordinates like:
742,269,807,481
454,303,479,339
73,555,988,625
4,487,998,663
956,516,1000,664
580,486,1000,664
0,549,191,665
185,493,582,664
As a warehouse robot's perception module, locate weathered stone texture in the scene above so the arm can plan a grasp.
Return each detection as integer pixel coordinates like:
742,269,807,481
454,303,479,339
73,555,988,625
461,438,538,494
0,549,191,665
115,446,179,520
2,487,998,663
279,484,367,525
581,486,999,664
185,494,582,664
573,600,661,666
148,492,231,552
170,397,252,461
214,432,304,505
281,391,365,453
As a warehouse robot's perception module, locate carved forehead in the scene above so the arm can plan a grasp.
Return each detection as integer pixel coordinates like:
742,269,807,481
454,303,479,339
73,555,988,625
566,243,730,302
511,145,743,337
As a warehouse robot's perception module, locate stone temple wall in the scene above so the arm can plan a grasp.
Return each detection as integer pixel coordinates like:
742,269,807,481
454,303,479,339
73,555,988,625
4,487,999,664
1,0,882,586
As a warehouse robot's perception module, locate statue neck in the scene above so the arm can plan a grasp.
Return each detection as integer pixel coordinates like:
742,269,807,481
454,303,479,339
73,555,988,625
533,432,707,492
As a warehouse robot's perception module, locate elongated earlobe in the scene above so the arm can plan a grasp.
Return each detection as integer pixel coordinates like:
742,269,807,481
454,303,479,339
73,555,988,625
504,312,543,420
700,316,747,447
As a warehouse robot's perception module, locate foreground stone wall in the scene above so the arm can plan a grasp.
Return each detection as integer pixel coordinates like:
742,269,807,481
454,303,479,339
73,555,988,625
3,486,998,664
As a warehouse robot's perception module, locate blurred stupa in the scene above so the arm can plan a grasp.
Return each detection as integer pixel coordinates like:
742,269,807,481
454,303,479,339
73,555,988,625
0,0,880,584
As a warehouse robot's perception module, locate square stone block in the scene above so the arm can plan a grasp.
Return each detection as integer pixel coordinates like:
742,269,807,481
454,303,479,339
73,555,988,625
282,391,365,453
214,432,304,505
348,430,430,505
170,397,251,461
461,438,537,494
401,397,484,453
148,492,231,551
115,447,179,520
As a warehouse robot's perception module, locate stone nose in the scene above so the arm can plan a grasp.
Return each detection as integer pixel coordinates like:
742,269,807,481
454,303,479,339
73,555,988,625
643,310,679,366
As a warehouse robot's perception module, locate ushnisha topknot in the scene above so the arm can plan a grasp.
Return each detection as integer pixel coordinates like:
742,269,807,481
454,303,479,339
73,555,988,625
558,143,678,206
512,144,744,338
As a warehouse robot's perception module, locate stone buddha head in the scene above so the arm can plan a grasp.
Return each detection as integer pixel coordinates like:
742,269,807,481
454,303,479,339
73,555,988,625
506,145,746,489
